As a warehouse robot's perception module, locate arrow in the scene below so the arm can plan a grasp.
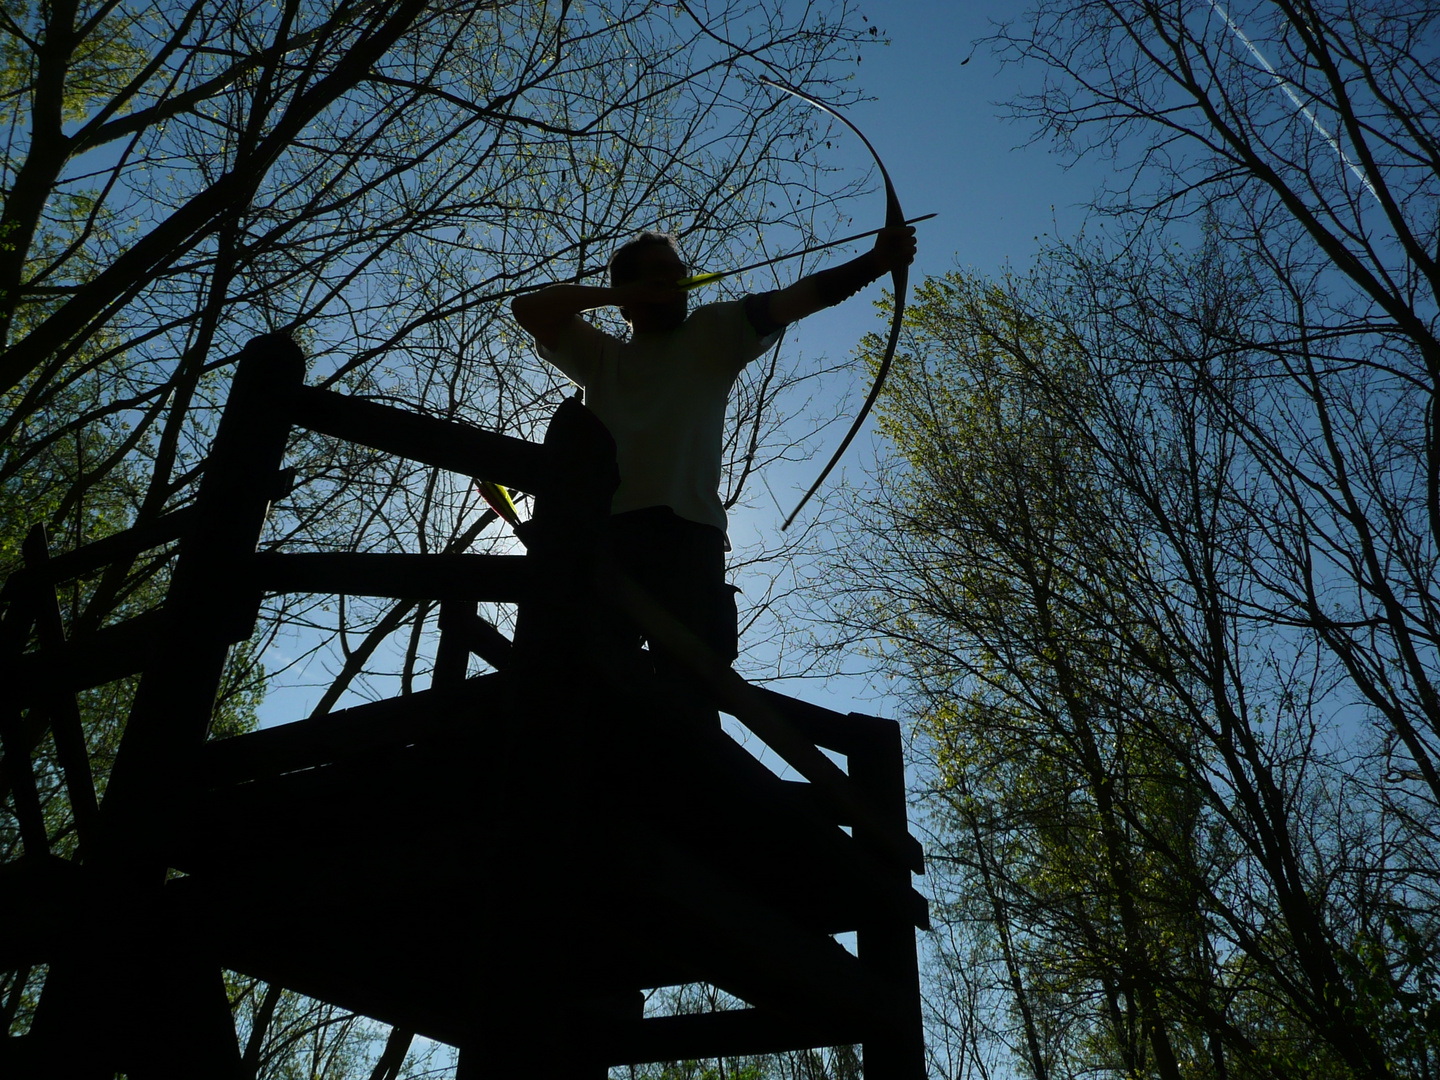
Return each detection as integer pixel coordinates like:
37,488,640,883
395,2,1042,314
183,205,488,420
677,212,935,290
474,480,521,527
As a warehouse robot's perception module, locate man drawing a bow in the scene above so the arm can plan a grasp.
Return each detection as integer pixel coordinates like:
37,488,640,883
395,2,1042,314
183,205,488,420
512,224,916,714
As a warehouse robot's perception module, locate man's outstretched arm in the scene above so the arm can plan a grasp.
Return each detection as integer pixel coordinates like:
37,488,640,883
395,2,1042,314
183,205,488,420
765,224,917,327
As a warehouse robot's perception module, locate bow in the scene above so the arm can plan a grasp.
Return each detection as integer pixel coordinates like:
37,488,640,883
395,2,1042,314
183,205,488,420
760,76,909,531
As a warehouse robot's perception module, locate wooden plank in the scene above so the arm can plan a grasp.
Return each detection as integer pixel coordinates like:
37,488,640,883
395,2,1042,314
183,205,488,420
34,507,193,587
8,607,165,704
597,1008,860,1064
22,526,100,859
199,673,500,787
254,551,536,603
752,687,897,758
598,565,925,875
294,385,551,496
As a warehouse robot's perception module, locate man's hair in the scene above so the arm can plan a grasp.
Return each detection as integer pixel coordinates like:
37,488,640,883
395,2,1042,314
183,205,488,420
608,231,683,287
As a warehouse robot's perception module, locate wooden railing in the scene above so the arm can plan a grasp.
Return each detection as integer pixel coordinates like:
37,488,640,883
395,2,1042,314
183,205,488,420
0,334,927,1076
1,332,925,883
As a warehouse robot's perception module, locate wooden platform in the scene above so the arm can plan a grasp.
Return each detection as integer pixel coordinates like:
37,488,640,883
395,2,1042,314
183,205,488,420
158,671,925,1062
0,335,927,1078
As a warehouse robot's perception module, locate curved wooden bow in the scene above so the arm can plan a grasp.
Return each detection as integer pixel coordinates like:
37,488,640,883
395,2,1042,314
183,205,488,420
761,77,909,531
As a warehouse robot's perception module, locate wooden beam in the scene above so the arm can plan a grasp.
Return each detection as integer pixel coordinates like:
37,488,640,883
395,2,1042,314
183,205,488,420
293,385,551,496
253,551,536,603
596,1008,862,1064
0,590,48,858
22,526,100,860
199,674,500,787
8,607,165,705
33,507,194,587
437,601,513,673
433,600,473,686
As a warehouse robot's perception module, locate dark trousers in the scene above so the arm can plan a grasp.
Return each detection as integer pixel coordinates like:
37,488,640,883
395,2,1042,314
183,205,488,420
604,507,738,692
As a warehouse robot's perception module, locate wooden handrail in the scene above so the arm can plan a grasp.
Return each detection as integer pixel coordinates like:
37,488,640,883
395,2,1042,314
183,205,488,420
293,385,552,496
596,563,925,876
751,686,898,758
199,675,499,788
33,508,195,586
252,551,536,602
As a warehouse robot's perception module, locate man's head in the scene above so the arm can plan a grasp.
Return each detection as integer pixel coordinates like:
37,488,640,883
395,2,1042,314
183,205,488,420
609,231,688,332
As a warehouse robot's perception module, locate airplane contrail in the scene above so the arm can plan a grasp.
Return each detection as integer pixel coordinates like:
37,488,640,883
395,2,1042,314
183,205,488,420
1206,0,1379,203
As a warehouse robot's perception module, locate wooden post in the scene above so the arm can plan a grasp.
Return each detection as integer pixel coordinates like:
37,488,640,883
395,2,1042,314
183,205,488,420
0,587,47,860
849,716,927,1079
463,397,616,1077
22,525,100,861
435,600,474,686
509,397,617,678
27,334,304,1079
99,334,304,842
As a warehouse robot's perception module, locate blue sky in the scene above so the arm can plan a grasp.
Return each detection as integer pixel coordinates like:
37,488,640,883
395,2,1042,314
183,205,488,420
848,2,1103,278
722,1,1117,724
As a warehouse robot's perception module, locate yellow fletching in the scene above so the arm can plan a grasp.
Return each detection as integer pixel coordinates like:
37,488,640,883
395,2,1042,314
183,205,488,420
677,271,725,291
476,480,521,526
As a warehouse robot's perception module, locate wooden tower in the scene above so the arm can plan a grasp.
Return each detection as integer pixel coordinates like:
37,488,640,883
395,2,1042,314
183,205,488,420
0,334,927,1078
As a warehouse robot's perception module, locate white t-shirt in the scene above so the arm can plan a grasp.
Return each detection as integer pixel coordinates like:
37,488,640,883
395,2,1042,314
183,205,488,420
538,299,780,535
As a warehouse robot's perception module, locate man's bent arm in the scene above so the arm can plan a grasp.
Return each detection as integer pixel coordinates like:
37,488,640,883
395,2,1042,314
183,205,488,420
511,285,618,351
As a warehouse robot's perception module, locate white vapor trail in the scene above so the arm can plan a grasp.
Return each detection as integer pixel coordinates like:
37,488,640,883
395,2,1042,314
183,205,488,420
1206,0,1380,203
